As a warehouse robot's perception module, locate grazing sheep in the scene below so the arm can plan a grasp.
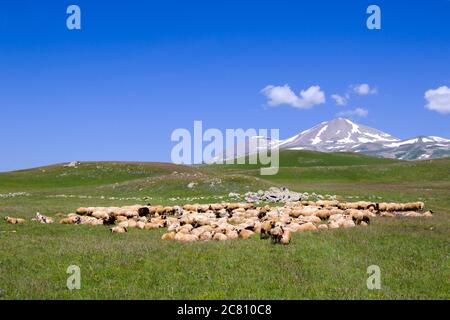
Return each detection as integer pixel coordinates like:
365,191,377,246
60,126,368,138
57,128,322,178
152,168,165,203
295,222,317,232
161,231,176,240
199,231,214,241
238,229,254,240
174,233,198,242
138,207,150,217
116,216,128,223
144,222,161,230
4,216,26,224
36,212,54,224
91,210,109,220
280,229,291,245
422,210,433,217
127,220,137,228
136,221,146,229
349,210,370,225
328,222,340,229
260,220,274,239
111,226,127,233
76,207,91,215
59,216,81,224
212,232,228,241
269,226,284,244
303,215,321,223
317,224,328,230
340,219,356,228
178,224,194,234
226,229,239,240
315,209,331,220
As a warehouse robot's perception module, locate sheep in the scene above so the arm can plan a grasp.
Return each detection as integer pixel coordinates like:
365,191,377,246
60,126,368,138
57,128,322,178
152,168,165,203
136,221,146,229
328,221,340,229
340,219,356,228
59,215,81,225
317,224,328,230
36,212,54,224
280,229,291,245
179,224,194,234
210,203,224,211
4,216,26,224
15,218,26,224
422,210,433,217
260,220,274,239
315,209,331,220
75,207,91,215
161,231,176,240
296,222,318,232
350,210,370,225
138,207,150,217
238,229,254,240
91,210,109,220
404,202,424,211
144,222,161,230
303,215,322,223
111,226,127,233
174,233,198,242
226,229,239,240
199,231,214,241
127,220,137,228
212,232,228,241
269,226,284,244
115,216,128,223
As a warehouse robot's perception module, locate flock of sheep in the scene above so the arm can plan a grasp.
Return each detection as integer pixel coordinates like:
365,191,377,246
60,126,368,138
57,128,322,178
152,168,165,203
4,200,432,244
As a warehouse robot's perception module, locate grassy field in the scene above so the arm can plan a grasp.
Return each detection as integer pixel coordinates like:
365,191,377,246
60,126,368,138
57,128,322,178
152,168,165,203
0,151,449,299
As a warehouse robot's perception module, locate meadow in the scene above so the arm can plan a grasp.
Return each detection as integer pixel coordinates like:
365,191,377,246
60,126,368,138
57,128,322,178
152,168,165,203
0,151,449,299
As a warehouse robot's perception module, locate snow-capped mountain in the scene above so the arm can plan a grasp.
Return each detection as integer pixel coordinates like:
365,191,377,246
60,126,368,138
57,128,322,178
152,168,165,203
215,118,450,161
279,118,450,160
280,118,399,152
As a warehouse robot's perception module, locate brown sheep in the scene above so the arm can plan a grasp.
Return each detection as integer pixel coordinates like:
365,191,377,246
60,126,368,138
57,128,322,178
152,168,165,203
199,231,214,241
111,226,127,233
295,222,317,232
351,211,370,225
4,216,26,224
161,231,176,240
238,229,254,240
226,229,239,240
174,233,198,242
213,232,228,241
260,220,275,239
136,221,146,229
269,226,284,244
280,229,291,245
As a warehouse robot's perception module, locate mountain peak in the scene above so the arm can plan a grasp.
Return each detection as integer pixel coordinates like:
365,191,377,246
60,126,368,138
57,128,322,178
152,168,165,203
282,118,399,150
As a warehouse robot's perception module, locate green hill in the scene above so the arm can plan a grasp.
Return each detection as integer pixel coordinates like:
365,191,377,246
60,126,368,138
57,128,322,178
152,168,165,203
0,153,449,299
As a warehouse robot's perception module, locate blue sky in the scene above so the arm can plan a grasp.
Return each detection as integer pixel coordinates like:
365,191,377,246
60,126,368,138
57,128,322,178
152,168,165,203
0,0,449,171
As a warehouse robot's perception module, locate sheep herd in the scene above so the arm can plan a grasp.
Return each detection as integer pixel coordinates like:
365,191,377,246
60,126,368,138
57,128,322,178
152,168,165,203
3,200,432,245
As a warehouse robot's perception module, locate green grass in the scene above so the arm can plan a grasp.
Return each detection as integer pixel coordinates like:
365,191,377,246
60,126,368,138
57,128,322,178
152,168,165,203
0,151,449,299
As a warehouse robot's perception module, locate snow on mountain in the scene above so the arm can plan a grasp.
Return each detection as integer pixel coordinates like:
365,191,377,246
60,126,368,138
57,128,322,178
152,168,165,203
215,118,450,161
281,118,399,152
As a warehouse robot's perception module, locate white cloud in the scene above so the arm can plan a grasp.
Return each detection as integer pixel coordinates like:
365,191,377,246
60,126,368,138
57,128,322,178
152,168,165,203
425,85,450,114
352,83,377,95
261,84,326,109
331,94,348,106
337,107,368,118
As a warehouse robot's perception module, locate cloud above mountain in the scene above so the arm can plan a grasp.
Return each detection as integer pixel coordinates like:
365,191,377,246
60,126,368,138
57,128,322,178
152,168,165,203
331,94,348,106
261,84,325,109
351,83,377,95
337,107,368,118
331,83,377,106
425,85,450,114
